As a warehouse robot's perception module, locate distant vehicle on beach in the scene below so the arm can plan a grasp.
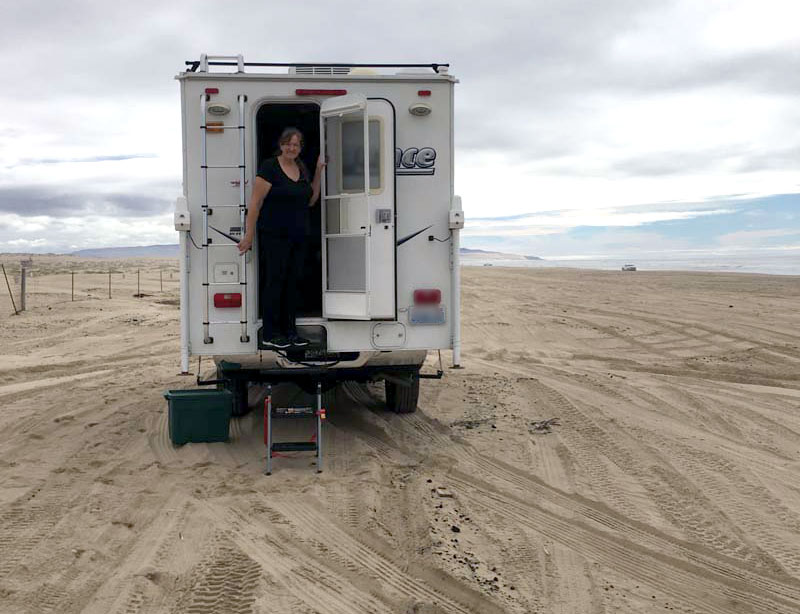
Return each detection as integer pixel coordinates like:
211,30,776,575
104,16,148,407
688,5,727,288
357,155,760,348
621,264,637,271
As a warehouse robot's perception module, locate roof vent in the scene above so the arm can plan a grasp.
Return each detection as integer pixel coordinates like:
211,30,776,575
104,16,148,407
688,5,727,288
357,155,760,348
290,66,351,75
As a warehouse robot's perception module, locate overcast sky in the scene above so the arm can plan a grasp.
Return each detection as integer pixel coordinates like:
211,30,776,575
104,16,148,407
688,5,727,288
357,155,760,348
1,0,798,256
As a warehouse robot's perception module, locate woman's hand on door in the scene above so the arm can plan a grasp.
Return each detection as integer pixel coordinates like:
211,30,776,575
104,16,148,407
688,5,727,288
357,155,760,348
238,234,253,254
311,154,327,206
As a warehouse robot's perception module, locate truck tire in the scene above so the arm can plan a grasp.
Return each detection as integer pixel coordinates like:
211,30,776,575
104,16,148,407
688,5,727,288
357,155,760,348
217,368,250,417
385,370,420,414
230,378,250,417
321,384,338,413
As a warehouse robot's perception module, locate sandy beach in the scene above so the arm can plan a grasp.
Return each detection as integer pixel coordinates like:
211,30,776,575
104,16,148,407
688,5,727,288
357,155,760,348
1,257,800,613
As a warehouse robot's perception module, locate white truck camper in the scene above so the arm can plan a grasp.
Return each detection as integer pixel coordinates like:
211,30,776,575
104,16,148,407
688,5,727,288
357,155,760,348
175,54,463,416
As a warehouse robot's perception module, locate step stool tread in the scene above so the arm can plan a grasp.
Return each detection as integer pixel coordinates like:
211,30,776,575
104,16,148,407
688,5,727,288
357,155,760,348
272,407,316,418
272,442,318,452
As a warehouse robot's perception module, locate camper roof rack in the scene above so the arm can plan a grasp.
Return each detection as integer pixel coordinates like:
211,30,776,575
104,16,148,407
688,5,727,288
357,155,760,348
185,56,449,74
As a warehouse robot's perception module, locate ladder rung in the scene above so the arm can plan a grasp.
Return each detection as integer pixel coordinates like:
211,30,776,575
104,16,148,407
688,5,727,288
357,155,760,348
206,320,246,325
207,281,245,287
272,442,318,452
206,204,245,208
202,125,244,130
206,243,240,248
202,165,245,169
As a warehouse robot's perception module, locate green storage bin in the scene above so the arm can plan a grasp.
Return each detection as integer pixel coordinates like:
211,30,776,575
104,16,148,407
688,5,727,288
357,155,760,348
164,389,232,445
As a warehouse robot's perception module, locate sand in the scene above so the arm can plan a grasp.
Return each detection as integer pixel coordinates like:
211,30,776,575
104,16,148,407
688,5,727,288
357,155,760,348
1,256,800,613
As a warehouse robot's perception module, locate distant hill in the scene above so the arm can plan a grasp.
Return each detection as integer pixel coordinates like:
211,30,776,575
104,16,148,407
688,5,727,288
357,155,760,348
68,244,541,261
69,244,180,258
459,248,541,261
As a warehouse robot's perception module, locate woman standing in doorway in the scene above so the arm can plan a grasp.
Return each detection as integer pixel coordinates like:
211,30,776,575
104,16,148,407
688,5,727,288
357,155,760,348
238,127,323,349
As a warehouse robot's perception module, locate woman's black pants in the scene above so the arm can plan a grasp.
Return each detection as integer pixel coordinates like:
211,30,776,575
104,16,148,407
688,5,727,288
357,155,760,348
258,234,305,341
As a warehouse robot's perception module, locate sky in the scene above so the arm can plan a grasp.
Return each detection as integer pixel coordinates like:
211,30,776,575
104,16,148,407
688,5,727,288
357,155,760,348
1,0,798,257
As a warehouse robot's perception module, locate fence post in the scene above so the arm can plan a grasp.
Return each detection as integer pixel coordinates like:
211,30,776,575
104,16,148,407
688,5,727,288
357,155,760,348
71,271,75,301
160,269,163,292
108,271,112,299
20,266,26,312
2,264,19,315
137,269,140,297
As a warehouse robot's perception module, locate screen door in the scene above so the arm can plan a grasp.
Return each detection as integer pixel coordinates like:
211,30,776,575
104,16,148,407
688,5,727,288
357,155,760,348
320,94,395,319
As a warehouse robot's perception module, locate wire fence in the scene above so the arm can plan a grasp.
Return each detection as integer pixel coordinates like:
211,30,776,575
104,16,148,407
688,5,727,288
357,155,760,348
1,265,181,318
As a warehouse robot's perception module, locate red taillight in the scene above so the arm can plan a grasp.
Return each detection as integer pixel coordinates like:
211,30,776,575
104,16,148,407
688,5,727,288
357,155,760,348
418,90,431,96
413,289,441,305
205,87,219,94
214,293,241,308
295,89,347,96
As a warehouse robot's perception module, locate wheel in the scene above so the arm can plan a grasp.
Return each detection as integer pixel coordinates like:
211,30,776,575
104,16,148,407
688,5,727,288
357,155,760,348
321,383,339,412
217,367,250,417
230,378,250,417
384,370,420,414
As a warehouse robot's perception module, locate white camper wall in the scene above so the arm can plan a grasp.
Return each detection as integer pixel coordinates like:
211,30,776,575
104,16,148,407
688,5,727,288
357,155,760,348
391,82,454,352
178,72,456,355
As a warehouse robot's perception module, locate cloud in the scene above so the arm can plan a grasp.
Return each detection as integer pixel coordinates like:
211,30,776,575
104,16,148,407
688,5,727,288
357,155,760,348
465,206,734,236
0,185,174,218
0,0,798,252
462,194,800,257
0,212,176,254
717,228,800,247
13,154,158,167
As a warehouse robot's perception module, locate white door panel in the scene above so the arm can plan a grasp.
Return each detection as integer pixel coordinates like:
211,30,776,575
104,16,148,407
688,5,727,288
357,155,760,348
365,100,395,318
320,96,395,320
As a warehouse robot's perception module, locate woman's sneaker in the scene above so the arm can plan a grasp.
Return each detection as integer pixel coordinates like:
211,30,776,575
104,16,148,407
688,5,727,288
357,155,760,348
266,336,292,350
289,333,310,347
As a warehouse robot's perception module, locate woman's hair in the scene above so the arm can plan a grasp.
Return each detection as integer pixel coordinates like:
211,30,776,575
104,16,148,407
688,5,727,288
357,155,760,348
276,127,309,180
278,127,304,148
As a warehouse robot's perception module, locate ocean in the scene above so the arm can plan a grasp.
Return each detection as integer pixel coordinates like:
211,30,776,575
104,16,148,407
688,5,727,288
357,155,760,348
462,250,800,276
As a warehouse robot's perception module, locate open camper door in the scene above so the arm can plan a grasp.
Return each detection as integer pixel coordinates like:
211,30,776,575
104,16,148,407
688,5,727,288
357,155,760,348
320,95,395,320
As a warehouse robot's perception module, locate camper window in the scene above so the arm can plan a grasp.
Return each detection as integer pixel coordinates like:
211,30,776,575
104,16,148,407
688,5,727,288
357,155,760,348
341,119,382,193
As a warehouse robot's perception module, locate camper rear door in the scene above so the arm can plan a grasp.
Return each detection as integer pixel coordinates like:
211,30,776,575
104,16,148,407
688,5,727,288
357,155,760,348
319,95,395,320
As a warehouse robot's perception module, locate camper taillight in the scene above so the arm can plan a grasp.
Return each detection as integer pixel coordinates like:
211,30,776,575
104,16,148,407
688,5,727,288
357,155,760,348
214,293,242,308
413,289,441,305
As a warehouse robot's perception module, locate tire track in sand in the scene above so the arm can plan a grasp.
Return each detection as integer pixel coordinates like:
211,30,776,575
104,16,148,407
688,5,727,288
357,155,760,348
285,369,800,612
172,532,261,614
261,496,506,614
344,375,800,613
467,359,789,566
210,496,506,614
449,471,797,614
0,369,114,398
206,504,393,614
545,369,800,574
461,446,800,607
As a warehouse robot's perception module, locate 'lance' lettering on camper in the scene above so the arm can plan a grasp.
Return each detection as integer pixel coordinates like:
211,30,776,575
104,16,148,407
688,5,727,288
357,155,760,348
395,147,436,175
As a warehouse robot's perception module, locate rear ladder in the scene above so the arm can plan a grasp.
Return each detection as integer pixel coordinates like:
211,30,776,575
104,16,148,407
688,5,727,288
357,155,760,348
200,93,250,345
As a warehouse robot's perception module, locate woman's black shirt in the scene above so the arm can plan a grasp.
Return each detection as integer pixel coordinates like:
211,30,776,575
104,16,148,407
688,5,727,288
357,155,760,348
256,157,312,239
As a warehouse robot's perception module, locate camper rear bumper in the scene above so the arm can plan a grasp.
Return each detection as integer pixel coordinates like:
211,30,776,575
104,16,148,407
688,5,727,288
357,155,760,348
213,349,428,371
212,349,429,388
